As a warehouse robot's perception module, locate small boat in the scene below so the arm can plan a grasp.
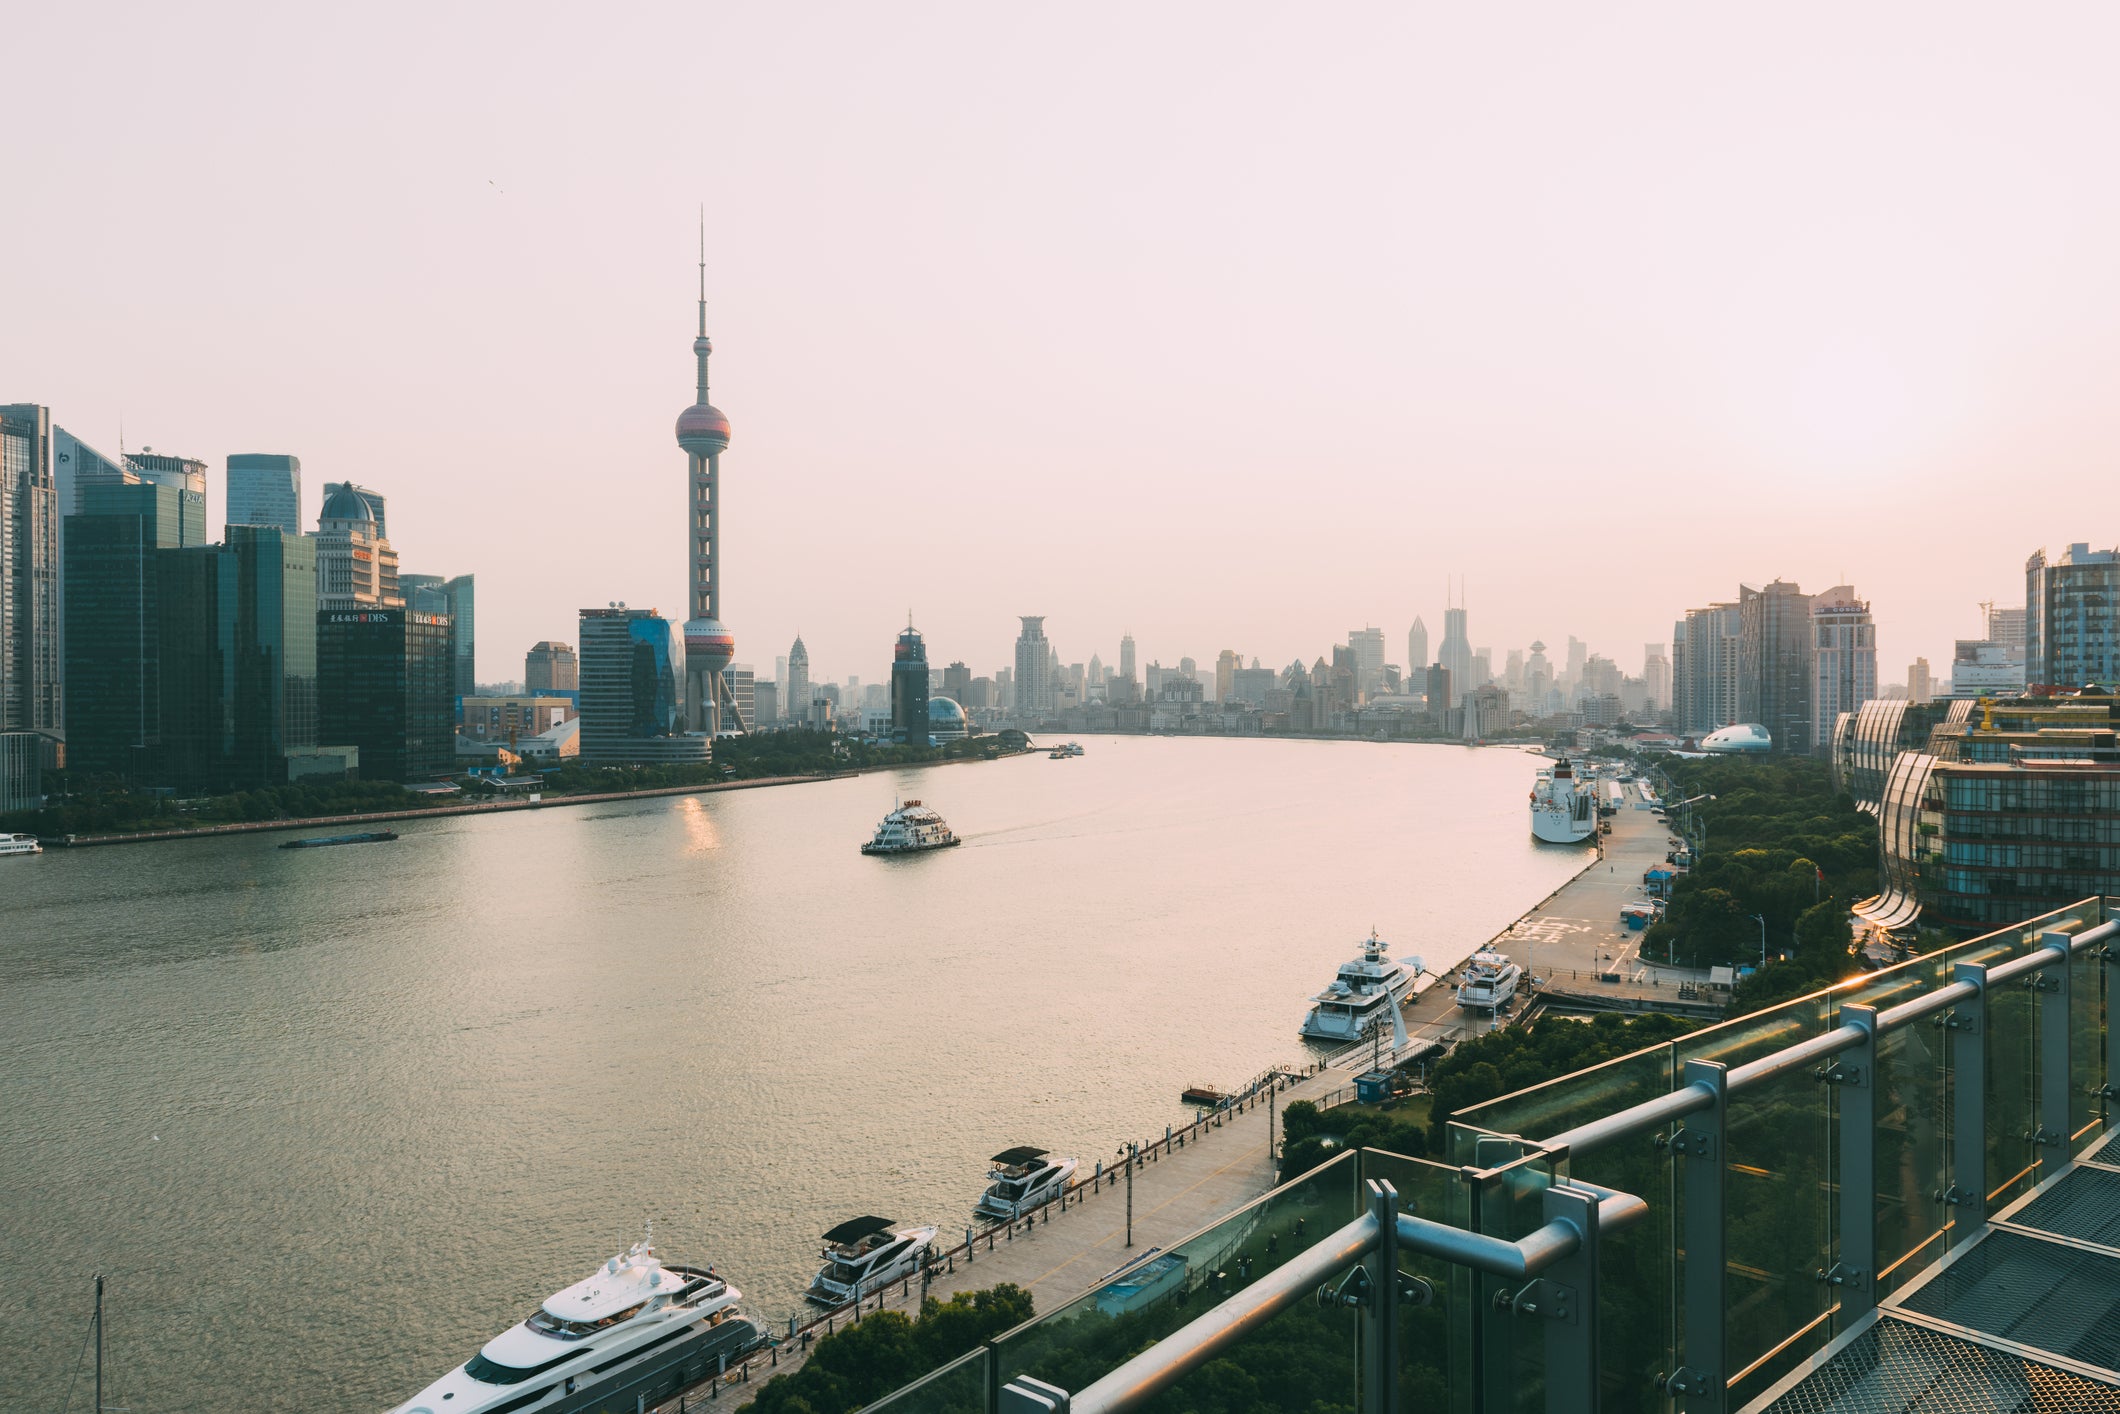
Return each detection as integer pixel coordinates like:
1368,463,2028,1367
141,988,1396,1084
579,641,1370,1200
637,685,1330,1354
861,800,960,855
975,1147,1079,1221
1455,948,1523,1013
387,1235,763,1414
1179,1085,1228,1107
0,832,42,857
1049,749,1068,759
279,830,398,849
805,1217,938,1307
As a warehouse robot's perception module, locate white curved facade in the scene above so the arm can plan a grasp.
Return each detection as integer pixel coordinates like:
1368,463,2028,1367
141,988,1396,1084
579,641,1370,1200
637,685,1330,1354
1700,723,1772,754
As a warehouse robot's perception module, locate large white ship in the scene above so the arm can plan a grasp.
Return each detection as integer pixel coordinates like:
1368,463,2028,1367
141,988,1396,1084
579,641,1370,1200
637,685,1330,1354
1529,758,1597,844
1300,930,1422,1042
0,833,41,857
388,1237,763,1414
861,800,960,855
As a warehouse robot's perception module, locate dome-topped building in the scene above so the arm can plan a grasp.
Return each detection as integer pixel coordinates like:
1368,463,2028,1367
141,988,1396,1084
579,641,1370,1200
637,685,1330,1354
928,696,969,743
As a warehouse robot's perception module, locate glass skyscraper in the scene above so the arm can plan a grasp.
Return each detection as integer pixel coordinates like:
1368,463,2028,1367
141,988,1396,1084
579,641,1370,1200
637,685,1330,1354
317,606,455,782
225,453,302,535
576,607,705,764
2026,542,2120,690
890,623,929,742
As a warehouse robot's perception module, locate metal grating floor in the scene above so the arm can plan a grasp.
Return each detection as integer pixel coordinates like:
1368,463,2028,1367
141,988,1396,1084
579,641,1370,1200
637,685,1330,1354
2013,1167,2120,1249
1897,1231,2120,1372
2084,1129,2120,1169
1754,1317,2120,1412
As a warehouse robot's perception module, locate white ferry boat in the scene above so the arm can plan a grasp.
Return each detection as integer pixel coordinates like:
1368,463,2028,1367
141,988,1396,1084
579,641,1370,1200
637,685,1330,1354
1529,758,1597,844
860,800,960,855
388,1236,763,1414
1300,930,1422,1042
805,1217,939,1307
1455,948,1523,1013
975,1147,1079,1221
0,833,41,857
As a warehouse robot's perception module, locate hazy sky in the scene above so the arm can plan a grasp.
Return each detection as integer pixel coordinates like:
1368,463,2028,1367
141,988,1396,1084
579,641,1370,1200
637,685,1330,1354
10,3,2119,688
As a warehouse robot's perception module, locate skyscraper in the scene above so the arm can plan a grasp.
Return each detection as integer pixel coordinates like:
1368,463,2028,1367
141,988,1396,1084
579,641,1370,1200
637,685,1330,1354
2025,544,2120,690
786,635,810,724
1015,617,1051,717
1810,585,1877,756
161,526,318,787
318,604,455,781
124,450,208,498
1438,600,1473,709
1119,631,1135,684
1216,649,1240,703
890,622,930,743
445,574,475,699
226,453,301,534
526,641,578,694
1643,644,1671,714
62,481,207,777
1739,580,1815,754
1675,603,1743,734
676,231,741,735
0,404,59,739
1407,618,1428,680
575,606,706,764
316,482,399,609
1908,657,1934,704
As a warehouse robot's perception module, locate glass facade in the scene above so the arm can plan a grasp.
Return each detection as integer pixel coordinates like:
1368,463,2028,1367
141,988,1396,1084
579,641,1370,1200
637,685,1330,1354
317,607,456,781
2027,543,2120,690
0,403,60,735
894,900,2118,1414
891,625,929,742
224,452,301,535
1739,581,1814,755
576,607,705,765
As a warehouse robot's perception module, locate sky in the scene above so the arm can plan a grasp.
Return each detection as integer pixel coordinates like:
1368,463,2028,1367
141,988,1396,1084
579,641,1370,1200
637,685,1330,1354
9,3,2120,689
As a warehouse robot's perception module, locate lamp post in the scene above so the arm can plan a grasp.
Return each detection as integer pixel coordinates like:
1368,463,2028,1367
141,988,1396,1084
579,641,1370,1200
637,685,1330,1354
1749,913,1766,970
1116,1142,1137,1246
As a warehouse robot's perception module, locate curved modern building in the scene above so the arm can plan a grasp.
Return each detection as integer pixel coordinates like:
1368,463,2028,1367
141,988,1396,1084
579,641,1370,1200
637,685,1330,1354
677,232,741,736
1699,723,1772,754
927,696,969,743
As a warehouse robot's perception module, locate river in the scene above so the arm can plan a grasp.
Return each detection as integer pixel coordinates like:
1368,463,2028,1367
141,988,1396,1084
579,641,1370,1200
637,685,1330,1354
1,736,1582,1414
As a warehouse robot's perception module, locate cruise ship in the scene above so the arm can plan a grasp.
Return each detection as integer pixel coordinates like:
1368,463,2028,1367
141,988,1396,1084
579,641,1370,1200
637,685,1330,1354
0,832,41,857
1300,930,1421,1042
1454,947,1523,1013
387,1237,763,1414
1529,757,1597,844
806,1217,938,1307
860,800,960,855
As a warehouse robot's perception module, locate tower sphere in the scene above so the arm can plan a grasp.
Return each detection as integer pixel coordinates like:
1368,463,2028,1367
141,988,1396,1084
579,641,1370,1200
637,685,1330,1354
684,616,735,673
676,403,731,455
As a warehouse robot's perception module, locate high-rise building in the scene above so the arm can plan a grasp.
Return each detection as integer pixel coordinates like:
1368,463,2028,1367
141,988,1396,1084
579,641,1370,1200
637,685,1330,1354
752,679,779,727
62,481,208,777
1438,603,1473,708
1643,644,1671,714
1472,648,1493,690
576,606,706,764
890,622,930,743
1989,605,2027,651
1564,636,1588,693
226,453,301,534
1740,580,1814,754
1216,649,1240,704
1908,657,1934,704
786,635,810,725
675,235,741,735
315,482,399,609
52,426,134,657
526,641,578,694
445,574,475,701
0,404,60,739
2026,544,2120,690
1119,632,1135,684
1407,618,1429,681
943,661,972,706
1810,585,1877,757
1674,603,1743,734
1015,616,1051,717
1347,628,1385,697
160,527,318,788
123,450,207,500
1523,640,1553,714
318,605,454,781
1425,663,1453,715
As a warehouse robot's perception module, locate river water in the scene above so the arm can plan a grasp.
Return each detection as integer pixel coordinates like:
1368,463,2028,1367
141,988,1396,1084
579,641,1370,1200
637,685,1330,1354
2,736,1580,1414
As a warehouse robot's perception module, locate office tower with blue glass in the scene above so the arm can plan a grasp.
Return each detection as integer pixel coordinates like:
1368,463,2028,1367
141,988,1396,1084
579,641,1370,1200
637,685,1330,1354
226,453,302,534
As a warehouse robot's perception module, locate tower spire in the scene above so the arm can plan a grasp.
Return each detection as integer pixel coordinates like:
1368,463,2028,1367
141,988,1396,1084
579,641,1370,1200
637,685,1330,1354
695,207,711,403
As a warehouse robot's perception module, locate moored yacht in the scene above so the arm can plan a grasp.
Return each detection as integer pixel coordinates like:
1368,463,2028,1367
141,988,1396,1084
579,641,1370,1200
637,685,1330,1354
861,800,960,855
806,1217,939,1307
1454,948,1523,1013
975,1147,1078,1220
387,1236,763,1414
1299,930,1422,1042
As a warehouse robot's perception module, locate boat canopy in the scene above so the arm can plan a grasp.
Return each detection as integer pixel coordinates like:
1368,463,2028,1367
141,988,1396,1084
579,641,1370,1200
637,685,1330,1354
991,1146,1049,1166
822,1216,897,1244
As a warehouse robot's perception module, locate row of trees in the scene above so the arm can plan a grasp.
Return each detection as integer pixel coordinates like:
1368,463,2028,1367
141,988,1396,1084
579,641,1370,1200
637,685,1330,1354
748,1285,1034,1414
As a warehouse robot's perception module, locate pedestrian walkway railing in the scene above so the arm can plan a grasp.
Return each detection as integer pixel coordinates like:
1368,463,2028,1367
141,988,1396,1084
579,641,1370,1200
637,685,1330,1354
852,896,2120,1414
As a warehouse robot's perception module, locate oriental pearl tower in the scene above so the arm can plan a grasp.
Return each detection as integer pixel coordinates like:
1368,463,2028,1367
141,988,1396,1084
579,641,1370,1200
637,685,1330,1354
676,226,742,734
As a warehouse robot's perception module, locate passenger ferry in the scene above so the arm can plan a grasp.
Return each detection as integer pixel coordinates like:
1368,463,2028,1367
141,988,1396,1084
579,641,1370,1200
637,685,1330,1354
975,1147,1078,1220
0,832,42,857
388,1236,764,1414
1299,930,1421,1042
860,800,960,855
1529,757,1597,844
1454,948,1523,1013
805,1217,938,1307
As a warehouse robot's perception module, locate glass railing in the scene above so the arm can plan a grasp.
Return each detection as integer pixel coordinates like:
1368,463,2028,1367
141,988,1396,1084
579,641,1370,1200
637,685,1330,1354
856,898,2117,1414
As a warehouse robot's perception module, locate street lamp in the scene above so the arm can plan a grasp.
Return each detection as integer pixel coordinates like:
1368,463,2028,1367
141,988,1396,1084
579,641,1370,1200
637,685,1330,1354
1749,913,1766,970
1116,1142,1138,1246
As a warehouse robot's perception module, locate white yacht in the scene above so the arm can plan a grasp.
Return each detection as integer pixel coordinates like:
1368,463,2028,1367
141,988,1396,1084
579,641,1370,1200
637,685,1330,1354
387,1237,762,1414
1529,758,1597,844
805,1217,939,1307
976,1147,1078,1221
1299,930,1422,1042
1455,948,1523,1013
0,833,41,857
860,800,960,855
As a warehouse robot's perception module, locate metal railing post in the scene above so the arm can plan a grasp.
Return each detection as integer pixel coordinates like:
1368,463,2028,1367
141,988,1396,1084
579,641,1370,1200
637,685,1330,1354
1542,1184,1600,1414
2106,937,2120,1127
1833,1004,1877,1321
1364,1180,1399,1414
1948,962,1988,1246
2038,930,2073,1168
1670,1058,1726,1413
